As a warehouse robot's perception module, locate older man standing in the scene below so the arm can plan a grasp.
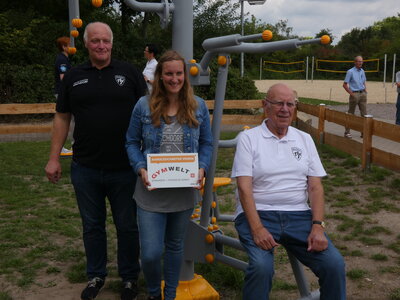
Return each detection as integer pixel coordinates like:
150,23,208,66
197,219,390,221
343,55,367,138
232,83,346,300
45,22,146,300
395,70,400,125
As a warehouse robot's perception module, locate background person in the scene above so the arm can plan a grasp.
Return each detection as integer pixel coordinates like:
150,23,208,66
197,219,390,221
396,70,400,125
142,43,158,94
232,83,346,300
342,55,367,138
45,22,146,300
126,50,213,300
54,36,73,155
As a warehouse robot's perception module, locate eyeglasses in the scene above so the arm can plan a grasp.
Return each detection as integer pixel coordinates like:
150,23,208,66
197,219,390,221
264,99,297,108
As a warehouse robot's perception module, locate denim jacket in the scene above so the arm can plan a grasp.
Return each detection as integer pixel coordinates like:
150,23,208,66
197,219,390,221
125,95,213,175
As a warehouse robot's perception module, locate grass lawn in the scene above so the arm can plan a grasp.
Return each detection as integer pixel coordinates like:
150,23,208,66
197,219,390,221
0,135,399,299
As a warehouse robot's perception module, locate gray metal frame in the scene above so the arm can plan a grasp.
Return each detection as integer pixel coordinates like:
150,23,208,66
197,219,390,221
68,1,326,298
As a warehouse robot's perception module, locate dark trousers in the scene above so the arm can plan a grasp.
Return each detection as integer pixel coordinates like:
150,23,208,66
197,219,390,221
235,211,346,300
71,161,140,282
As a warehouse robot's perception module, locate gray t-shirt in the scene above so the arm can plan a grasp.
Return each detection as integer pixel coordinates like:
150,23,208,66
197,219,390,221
160,116,184,153
134,116,200,212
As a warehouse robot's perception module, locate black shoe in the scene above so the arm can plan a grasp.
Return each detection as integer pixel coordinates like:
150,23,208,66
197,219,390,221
81,277,104,300
147,295,162,300
121,281,138,300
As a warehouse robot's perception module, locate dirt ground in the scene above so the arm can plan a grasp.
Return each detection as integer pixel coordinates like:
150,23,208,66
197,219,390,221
2,80,399,299
254,79,398,104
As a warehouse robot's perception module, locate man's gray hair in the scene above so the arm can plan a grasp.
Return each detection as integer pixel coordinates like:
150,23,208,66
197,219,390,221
83,22,113,44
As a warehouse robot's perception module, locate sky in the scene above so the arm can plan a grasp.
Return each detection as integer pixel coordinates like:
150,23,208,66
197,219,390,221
244,0,399,44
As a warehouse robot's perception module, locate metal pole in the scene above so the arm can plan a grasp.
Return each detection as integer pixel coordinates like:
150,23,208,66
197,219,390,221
311,56,314,83
259,57,262,80
200,55,230,227
383,53,387,88
305,56,308,82
68,0,79,48
172,0,193,62
240,0,244,77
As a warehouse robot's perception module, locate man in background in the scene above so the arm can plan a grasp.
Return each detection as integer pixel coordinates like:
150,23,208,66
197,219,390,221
342,55,367,138
46,22,146,300
54,36,73,155
396,70,400,125
142,43,158,94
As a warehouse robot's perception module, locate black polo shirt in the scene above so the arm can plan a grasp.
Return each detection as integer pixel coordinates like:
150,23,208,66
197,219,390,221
54,53,71,94
57,59,147,170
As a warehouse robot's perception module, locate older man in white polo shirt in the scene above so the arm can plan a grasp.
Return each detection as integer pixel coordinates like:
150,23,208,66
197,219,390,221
232,83,346,300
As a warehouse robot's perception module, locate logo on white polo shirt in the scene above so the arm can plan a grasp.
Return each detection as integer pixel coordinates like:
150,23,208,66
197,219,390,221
291,147,302,161
115,75,126,86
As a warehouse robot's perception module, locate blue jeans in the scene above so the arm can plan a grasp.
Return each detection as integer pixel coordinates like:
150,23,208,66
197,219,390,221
137,206,193,300
71,161,140,282
396,93,400,125
235,210,346,300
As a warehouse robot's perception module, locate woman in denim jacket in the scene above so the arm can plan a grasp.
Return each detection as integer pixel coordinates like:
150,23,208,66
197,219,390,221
125,50,213,300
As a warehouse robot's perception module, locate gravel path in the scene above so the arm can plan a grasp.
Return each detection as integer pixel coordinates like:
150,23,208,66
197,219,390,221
326,103,396,122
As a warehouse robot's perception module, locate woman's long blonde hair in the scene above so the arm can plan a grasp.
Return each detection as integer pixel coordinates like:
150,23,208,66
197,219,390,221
150,50,199,127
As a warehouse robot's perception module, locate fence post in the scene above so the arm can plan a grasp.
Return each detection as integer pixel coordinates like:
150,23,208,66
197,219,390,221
306,56,309,82
392,53,396,87
311,56,314,83
383,54,387,88
292,106,298,127
361,115,373,171
318,104,326,144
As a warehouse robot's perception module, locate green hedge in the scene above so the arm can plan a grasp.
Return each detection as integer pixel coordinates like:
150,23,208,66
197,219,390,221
0,63,259,104
0,64,54,104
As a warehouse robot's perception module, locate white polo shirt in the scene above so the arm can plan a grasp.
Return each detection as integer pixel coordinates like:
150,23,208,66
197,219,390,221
143,58,158,93
231,120,327,217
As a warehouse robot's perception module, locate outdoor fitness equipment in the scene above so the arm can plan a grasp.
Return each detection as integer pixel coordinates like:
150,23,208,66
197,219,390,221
66,1,330,299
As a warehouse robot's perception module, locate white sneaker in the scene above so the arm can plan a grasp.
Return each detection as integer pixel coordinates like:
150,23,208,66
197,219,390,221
344,133,352,139
60,147,73,156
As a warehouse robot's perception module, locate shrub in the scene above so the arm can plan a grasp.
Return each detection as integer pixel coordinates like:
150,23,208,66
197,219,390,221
0,63,54,104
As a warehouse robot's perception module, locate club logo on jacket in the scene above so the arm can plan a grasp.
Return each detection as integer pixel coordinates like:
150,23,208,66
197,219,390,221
291,147,302,161
115,75,126,86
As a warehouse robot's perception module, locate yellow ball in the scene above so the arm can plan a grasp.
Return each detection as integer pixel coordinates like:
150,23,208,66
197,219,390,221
70,30,79,38
262,30,273,41
92,0,102,7
68,47,77,55
189,66,199,76
217,55,227,66
320,35,331,45
71,18,83,28
205,254,214,263
205,234,214,244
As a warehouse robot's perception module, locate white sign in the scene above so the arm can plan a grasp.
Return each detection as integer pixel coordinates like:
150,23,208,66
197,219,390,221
147,153,199,188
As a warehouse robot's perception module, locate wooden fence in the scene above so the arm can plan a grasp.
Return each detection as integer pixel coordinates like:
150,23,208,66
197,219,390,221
1,102,399,172
295,102,400,172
